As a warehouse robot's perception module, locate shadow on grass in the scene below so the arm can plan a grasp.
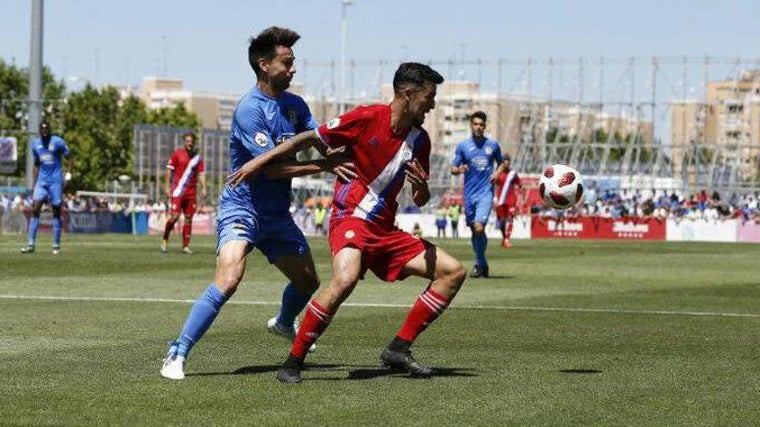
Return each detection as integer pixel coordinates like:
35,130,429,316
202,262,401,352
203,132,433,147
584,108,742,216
558,368,603,374
188,363,476,380
342,366,477,380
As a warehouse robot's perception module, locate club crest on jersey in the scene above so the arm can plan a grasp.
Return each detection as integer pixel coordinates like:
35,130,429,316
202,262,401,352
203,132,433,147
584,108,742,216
344,230,355,239
327,118,341,129
485,147,493,155
402,148,413,162
254,132,268,147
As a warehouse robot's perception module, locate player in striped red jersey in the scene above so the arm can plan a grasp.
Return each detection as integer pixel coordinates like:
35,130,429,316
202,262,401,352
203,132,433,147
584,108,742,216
493,154,522,248
161,132,207,254
228,63,468,383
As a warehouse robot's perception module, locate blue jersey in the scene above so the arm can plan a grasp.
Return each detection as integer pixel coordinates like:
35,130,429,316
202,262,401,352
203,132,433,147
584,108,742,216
219,87,318,217
32,135,70,185
451,137,504,201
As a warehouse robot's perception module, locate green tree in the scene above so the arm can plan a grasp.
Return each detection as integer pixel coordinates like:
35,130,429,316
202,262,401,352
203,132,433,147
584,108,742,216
0,59,66,178
146,102,202,129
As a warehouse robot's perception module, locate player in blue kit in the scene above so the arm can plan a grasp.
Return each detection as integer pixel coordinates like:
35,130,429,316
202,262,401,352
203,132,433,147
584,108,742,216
21,122,73,255
450,111,505,278
160,27,356,380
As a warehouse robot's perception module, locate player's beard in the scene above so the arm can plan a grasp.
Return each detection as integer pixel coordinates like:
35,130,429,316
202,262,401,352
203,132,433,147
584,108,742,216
272,77,291,93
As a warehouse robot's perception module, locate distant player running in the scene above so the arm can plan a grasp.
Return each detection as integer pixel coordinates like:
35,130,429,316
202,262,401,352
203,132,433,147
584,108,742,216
160,27,355,380
161,132,207,254
228,62,467,384
450,111,505,278
493,154,522,248
21,122,73,255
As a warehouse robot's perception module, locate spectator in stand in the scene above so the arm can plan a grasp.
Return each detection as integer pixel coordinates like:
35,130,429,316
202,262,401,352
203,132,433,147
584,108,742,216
448,203,461,238
313,202,327,235
435,203,448,238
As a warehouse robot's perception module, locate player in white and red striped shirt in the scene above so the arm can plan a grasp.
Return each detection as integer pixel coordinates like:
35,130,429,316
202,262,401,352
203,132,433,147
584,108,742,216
493,154,521,248
228,63,467,383
161,132,207,254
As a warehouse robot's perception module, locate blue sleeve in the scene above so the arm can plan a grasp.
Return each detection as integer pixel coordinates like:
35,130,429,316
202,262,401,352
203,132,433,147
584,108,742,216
239,108,274,157
492,141,504,164
297,98,318,131
59,137,70,157
451,142,464,167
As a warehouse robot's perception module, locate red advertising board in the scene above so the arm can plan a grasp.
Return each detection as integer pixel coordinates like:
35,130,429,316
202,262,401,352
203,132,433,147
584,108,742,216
531,216,666,240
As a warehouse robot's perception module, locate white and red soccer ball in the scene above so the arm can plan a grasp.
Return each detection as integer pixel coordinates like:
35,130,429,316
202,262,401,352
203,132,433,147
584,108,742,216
539,164,584,210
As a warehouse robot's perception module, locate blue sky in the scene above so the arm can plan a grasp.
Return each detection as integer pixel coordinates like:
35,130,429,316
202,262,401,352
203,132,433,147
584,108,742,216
2,0,759,95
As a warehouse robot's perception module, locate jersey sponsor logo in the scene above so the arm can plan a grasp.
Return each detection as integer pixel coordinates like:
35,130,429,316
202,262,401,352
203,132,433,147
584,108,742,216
327,118,340,129
254,132,268,147
39,153,54,164
344,230,355,239
472,157,489,170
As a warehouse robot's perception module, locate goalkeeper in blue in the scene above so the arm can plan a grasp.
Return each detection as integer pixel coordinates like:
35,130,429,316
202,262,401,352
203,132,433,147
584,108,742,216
160,27,355,380
21,122,73,255
450,111,505,278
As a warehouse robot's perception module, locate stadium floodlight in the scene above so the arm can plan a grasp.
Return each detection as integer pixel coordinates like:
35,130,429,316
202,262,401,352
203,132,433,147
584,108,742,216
339,0,354,115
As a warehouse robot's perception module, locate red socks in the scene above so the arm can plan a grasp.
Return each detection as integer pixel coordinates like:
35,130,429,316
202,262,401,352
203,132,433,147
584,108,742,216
397,288,450,342
162,218,176,240
182,222,192,248
291,300,334,360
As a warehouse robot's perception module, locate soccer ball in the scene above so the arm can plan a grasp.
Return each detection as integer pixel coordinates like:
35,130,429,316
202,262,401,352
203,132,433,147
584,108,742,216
539,164,584,210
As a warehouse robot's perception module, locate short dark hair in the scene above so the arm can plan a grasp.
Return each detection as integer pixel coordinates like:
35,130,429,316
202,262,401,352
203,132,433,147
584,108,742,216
393,62,444,93
248,27,301,78
470,111,487,123
182,132,196,142
503,152,511,161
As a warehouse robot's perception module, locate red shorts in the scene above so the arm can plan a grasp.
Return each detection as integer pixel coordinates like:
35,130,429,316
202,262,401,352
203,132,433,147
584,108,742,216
328,217,433,282
495,204,517,221
170,195,197,216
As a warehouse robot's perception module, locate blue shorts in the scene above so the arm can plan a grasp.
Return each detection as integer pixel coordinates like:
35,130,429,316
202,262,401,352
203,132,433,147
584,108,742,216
32,181,63,206
217,209,308,263
465,197,492,227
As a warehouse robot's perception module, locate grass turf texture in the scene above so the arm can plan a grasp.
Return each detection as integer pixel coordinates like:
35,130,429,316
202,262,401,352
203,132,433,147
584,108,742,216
1,234,759,425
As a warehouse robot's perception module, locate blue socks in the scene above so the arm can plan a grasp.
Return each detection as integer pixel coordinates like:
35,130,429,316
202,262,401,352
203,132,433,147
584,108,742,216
176,284,229,357
52,215,62,247
472,232,488,267
276,282,312,327
28,217,40,246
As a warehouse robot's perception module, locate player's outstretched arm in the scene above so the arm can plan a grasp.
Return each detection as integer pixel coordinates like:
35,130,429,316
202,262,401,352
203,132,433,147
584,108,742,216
262,153,356,181
227,130,321,187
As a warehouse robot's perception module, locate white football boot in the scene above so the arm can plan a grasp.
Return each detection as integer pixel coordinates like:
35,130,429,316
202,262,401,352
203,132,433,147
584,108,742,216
160,342,186,380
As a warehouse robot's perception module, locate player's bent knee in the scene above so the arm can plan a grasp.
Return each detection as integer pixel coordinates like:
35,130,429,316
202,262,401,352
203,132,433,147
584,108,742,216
216,276,241,296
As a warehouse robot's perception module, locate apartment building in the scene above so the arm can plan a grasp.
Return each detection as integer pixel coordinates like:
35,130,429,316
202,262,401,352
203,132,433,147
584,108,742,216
138,77,240,130
671,70,760,179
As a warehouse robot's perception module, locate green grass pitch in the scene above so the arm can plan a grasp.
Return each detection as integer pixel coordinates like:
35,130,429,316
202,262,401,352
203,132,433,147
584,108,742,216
1,234,759,426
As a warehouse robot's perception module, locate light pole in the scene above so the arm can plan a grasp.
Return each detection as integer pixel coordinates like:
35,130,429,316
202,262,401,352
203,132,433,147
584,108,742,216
339,0,354,115
27,0,44,189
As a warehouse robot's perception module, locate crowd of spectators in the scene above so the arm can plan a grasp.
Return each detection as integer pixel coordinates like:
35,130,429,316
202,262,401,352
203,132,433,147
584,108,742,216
535,184,760,223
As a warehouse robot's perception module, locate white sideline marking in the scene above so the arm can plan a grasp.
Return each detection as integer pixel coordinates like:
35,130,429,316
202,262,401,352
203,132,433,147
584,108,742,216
1,294,760,319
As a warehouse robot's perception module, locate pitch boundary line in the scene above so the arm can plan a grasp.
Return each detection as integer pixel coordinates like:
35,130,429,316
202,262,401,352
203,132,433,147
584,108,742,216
1,294,759,319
